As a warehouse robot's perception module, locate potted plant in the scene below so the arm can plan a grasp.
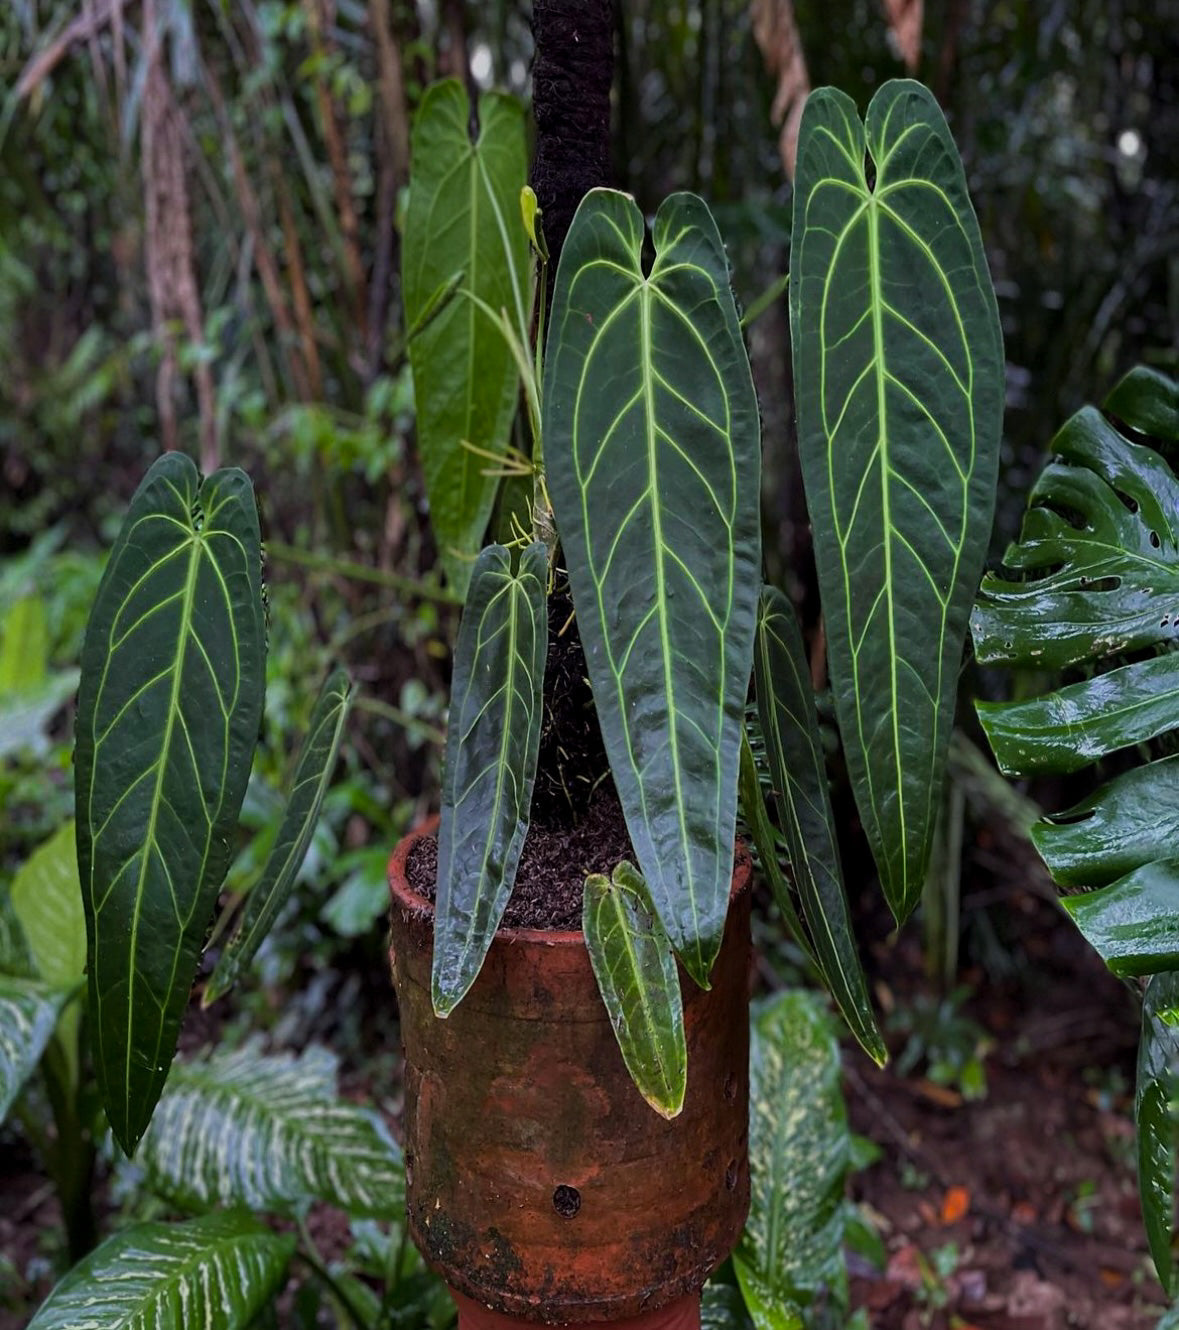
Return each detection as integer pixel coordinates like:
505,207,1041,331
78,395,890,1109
388,70,1004,1327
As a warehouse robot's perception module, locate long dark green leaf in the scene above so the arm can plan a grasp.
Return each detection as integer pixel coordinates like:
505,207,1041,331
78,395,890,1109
75,452,265,1154
791,80,1004,923
754,586,886,1066
0,975,72,1124
583,861,686,1119
433,543,547,1015
205,668,353,1006
26,1212,294,1330
402,80,529,594
1033,757,1179,887
1060,862,1179,977
544,188,761,986
138,1041,405,1219
734,991,851,1329
1138,971,1179,1296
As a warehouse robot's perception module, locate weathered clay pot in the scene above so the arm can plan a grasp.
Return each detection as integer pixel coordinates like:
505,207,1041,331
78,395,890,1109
387,819,753,1326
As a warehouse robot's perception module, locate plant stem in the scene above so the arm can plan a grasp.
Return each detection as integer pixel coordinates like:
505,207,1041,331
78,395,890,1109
740,271,790,329
295,1218,372,1330
353,694,446,747
40,1038,98,1263
267,541,460,604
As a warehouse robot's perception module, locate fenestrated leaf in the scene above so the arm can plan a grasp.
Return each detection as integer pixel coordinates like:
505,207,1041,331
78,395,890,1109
137,1041,405,1219
1138,971,1179,1296
753,586,886,1066
583,861,687,1119
1033,757,1179,887
26,1211,294,1330
402,79,530,594
0,975,72,1124
1061,862,1179,977
544,188,761,986
432,543,547,1015
205,668,353,1006
971,368,1179,980
75,452,266,1154
734,991,851,1328
10,822,86,1091
790,80,1003,923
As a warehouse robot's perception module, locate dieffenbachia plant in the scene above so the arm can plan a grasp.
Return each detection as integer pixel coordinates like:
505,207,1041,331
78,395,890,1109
74,453,351,1153
428,79,1003,1110
970,365,1179,1291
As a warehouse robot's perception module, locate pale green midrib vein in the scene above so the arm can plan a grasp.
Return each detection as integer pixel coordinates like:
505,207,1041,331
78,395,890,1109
119,530,202,1129
867,196,907,888
639,281,699,953
608,886,675,1094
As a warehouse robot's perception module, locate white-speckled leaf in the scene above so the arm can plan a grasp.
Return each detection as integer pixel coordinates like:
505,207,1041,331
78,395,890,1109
137,1041,404,1219
0,975,71,1123
26,1211,293,1330
735,991,850,1326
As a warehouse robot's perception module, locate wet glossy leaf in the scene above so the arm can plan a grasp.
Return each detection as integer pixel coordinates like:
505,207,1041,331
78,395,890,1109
972,367,1179,979
433,543,547,1015
138,1041,405,1219
75,452,266,1153
1033,757,1179,887
735,991,851,1326
791,80,1004,923
402,80,530,594
584,861,687,1119
1137,971,1179,1296
10,822,86,1090
0,975,72,1124
205,668,353,1005
26,1211,293,1330
545,188,761,986
1061,862,1179,976
754,587,886,1065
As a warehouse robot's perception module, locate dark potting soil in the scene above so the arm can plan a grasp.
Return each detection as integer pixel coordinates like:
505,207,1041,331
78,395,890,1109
405,788,634,931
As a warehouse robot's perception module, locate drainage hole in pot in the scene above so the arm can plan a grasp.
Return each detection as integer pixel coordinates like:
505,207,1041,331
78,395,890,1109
725,1160,738,1191
552,1185,581,1218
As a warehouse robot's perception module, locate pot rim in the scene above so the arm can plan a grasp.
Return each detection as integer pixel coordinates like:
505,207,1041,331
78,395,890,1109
387,815,752,949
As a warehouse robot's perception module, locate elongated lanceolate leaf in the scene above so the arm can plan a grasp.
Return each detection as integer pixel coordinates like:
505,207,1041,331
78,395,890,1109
584,861,687,1119
1061,862,1179,977
1033,757,1179,888
971,367,1179,980
734,991,851,1329
11,821,86,1090
0,975,72,1124
205,668,353,1005
1138,971,1179,1295
433,543,547,1015
26,1212,293,1330
75,452,266,1153
754,587,885,1065
138,1041,405,1218
791,80,1003,923
402,80,529,594
545,188,761,986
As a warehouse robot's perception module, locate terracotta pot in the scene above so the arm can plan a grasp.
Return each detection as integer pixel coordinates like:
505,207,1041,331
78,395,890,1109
387,819,752,1326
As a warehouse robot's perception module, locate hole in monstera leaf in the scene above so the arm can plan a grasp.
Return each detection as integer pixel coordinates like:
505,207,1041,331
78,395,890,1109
1076,575,1121,594
1151,530,1162,548
1042,806,1095,826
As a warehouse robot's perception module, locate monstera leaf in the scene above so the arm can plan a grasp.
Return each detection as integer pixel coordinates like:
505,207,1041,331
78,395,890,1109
205,668,353,1006
790,80,1004,923
402,80,530,594
432,543,547,1015
75,453,266,1153
734,991,852,1329
544,188,761,986
753,586,886,1066
972,367,1179,975
583,861,687,1119
26,1212,293,1330
137,1041,405,1219
1138,971,1179,1296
